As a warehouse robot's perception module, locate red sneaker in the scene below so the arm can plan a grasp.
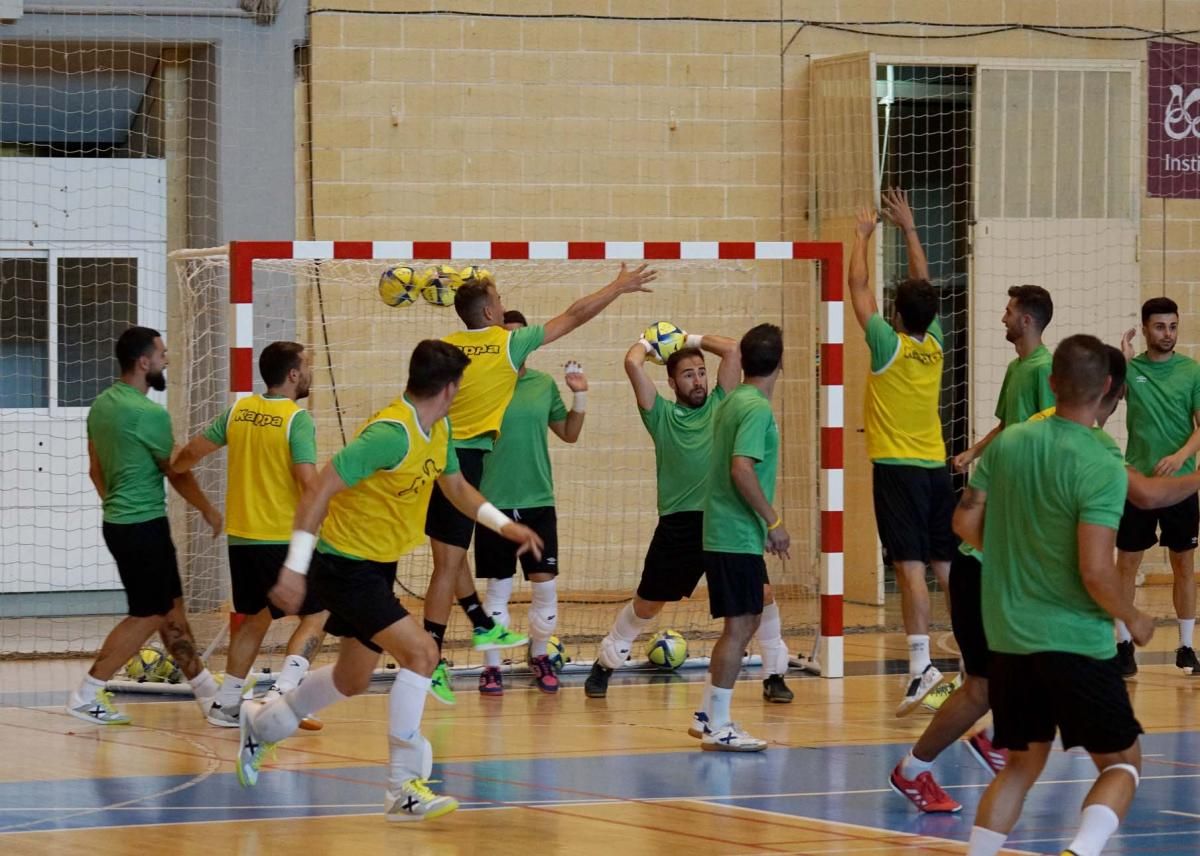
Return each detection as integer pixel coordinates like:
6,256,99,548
530,655,559,694
478,666,503,696
966,732,1008,776
888,762,962,813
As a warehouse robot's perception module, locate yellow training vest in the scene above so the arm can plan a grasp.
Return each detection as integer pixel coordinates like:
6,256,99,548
864,329,946,461
442,326,519,441
225,395,305,541
320,398,450,563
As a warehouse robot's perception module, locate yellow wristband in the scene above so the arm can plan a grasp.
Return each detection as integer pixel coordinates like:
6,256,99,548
767,517,783,531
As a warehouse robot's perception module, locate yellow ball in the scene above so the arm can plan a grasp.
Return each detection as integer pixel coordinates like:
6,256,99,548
646,629,688,670
124,646,182,683
378,265,420,307
421,264,463,307
643,321,686,365
459,265,493,287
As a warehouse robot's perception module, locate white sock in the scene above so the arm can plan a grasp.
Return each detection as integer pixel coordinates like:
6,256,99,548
700,672,713,716
484,578,513,669
597,602,653,669
215,674,245,708
900,751,934,780
708,683,734,729
71,672,106,707
253,694,301,743
282,664,348,720
528,579,558,658
386,669,432,790
1115,619,1132,643
755,602,789,675
1180,618,1195,649
274,655,310,694
189,668,219,701
907,635,931,676
1066,804,1120,856
966,825,1007,856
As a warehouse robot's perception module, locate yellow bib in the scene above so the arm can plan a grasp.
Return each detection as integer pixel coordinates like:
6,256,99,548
443,326,518,441
864,330,946,461
225,395,305,541
320,398,450,563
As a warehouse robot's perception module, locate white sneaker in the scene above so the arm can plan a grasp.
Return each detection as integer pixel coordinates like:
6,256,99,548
66,688,131,726
236,701,276,788
701,721,767,752
896,664,947,717
263,684,283,703
206,700,240,728
385,778,459,822
687,710,710,739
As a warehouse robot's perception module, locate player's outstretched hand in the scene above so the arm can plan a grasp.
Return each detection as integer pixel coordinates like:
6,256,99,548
612,262,657,294
269,567,307,615
951,449,973,474
502,522,544,561
767,525,791,560
1120,327,1137,360
880,187,916,232
855,206,878,239
1128,610,1155,647
204,507,224,538
564,360,588,391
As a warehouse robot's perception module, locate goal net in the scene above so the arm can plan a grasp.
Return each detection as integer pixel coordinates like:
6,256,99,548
166,240,844,679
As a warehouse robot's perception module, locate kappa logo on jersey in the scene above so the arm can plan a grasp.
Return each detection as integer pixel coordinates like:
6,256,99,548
233,409,285,428
903,348,942,366
457,344,502,357
396,457,443,498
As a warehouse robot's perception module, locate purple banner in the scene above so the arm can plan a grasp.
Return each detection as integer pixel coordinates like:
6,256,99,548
1149,41,1200,198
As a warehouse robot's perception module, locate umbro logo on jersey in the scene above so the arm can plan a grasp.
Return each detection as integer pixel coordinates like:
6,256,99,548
1135,376,1149,383
546,557,557,566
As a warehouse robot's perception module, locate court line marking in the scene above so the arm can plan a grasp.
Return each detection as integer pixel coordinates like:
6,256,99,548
1162,809,1200,820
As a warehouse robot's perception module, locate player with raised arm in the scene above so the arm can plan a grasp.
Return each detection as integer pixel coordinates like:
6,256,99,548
850,189,955,715
235,340,542,823
475,310,587,696
694,323,788,752
69,326,223,724
170,341,329,729
1115,297,1200,677
422,263,656,703
955,334,1155,856
583,328,793,704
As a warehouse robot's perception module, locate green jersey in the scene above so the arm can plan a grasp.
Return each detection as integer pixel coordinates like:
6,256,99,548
639,385,727,516
995,344,1054,426
1124,352,1200,477
479,369,569,508
703,384,779,554
86,381,174,524
971,415,1127,659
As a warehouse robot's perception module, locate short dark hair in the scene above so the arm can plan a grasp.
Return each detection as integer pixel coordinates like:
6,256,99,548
259,341,305,388
115,326,161,372
666,346,704,379
1142,296,1179,324
454,281,493,327
1007,284,1054,331
894,279,938,335
503,309,527,326
1100,343,1127,408
1051,334,1110,406
740,323,783,378
407,339,471,398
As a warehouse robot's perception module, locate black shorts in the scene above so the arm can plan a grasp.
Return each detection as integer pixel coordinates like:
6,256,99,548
424,447,487,549
989,651,1143,754
1116,494,1200,553
635,511,706,602
102,517,183,618
228,543,324,619
704,551,767,619
872,462,957,565
475,506,559,579
309,550,408,654
948,551,989,678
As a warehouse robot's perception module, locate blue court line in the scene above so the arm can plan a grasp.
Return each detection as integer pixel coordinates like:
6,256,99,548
1,729,1198,853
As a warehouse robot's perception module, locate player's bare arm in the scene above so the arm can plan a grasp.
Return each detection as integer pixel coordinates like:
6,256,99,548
541,263,658,345
848,206,879,331
87,440,106,501
1078,522,1154,646
1128,466,1200,510
698,334,742,394
953,423,1003,473
436,470,544,560
169,435,221,474
271,463,347,614
161,460,222,537
549,360,587,443
624,341,659,411
880,188,929,283
730,455,790,559
951,485,987,551
1152,411,1200,477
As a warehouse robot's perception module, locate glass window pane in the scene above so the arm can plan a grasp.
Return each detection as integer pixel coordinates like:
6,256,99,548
0,258,49,408
57,258,138,407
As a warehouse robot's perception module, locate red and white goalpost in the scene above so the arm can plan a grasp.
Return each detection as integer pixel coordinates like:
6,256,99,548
172,240,845,679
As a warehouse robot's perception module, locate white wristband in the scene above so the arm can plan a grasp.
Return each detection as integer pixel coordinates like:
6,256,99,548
571,391,587,412
476,502,513,534
685,333,703,349
284,530,316,576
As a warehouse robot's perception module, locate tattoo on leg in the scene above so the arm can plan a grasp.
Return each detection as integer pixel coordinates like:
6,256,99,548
300,634,321,662
162,621,200,675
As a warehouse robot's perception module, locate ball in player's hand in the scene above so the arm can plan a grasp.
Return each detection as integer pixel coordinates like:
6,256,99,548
642,321,687,365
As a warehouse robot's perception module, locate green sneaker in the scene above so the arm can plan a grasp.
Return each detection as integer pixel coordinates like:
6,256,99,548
428,660,457,706
472,623,529,651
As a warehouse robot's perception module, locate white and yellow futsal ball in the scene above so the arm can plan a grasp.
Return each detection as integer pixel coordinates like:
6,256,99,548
547,635,568,673
378,265,420,307
459,264,493,287
646,629,688,670
421,264,463,307
643,321,687,365
124,646,183,683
